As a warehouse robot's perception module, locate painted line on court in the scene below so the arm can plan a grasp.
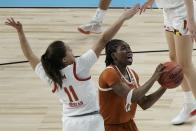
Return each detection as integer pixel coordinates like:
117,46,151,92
1,49,196,66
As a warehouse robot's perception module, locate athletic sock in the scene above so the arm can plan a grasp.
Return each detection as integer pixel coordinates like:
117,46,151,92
184,91,195,104
92,8,106,23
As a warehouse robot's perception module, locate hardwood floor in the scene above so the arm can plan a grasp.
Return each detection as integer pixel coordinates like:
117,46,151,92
0,8,195,131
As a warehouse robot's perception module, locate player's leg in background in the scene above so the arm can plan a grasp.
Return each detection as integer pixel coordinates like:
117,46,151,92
174,35,196,96
163,6,196,125
78,0,112,34
165,31,190,92
99,0,112,10
171,34,196,125
165,31,195,125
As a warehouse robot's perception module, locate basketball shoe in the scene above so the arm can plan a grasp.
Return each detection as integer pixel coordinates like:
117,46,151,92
192,125,196,131
78,21,102,34
171,103,196,125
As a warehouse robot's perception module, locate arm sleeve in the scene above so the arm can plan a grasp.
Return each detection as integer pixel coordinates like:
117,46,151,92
35,62,52,87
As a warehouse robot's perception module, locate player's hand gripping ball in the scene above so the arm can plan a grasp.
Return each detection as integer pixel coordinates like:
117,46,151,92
158,62,183,89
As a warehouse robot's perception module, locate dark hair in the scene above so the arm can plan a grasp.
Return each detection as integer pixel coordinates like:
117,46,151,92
105,39,127,66
41,41,66,88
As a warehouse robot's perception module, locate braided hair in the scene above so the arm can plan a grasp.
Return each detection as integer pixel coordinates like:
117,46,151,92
41,41,66,88
105,39,127,66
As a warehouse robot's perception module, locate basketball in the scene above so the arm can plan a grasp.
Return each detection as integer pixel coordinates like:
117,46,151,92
158,62,183,89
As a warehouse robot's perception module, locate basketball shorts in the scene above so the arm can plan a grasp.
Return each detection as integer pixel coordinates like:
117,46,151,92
104,120,138,131
163,1,196,36
62,113,104,131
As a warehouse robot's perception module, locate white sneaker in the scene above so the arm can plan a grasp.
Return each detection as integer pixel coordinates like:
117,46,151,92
78,21,102,34
192,125,196,131
171,103,196,125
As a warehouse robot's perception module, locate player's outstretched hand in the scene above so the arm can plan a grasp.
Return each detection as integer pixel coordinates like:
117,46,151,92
5,17,23,32
120,4,140,21
140,0,154,14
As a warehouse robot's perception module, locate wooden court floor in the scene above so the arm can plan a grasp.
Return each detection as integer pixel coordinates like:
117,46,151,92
0,8,196,131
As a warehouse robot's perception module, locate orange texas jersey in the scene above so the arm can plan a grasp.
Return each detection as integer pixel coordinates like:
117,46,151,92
99,65,139,124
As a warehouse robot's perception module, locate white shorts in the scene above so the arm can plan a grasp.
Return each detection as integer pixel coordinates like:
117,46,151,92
163,1,196,36
62,113,105,131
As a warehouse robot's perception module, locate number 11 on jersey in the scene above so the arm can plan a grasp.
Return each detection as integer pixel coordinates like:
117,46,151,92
64,86,84,108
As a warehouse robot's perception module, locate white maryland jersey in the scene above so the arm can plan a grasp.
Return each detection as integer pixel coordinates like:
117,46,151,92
155,0,184,8
35,49,99,117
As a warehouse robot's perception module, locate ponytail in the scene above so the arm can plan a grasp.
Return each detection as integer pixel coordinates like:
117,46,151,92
41,54,63,88
41,41,66,88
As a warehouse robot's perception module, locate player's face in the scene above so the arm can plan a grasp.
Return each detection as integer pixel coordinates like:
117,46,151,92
114,43,133,65
62,44,75,66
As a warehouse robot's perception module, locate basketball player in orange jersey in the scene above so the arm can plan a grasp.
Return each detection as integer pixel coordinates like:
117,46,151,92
78,0,111,34
5,5,140,131
99,39,167,131
140,0,196,130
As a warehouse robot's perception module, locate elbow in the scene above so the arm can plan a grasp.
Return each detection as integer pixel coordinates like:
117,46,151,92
132,89,145,102
138,96,152,110
140,104,151,110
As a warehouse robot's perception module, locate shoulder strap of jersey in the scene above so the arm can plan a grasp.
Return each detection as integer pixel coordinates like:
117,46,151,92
127,67,139,88
98,66,116,92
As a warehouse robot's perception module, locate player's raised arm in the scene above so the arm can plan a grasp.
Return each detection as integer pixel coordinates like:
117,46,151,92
5,18,40,70
92,4,140,57
107,64,165,104
131,64,165,102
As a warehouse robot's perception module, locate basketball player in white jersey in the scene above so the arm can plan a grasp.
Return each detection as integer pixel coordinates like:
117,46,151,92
140,0,196,131
5,5,140,131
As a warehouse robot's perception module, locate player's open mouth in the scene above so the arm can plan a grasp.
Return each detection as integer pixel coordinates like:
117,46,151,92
127,57,132,62
127,55,132,59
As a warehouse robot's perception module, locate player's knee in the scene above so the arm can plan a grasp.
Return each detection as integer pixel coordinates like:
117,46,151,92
177,62,194,74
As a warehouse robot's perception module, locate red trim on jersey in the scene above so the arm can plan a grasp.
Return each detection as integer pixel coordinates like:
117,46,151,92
112,65,138,89
127,68,139,88
112,65,132,85
52,83,58,93
190,109,196,116
73,62,91,81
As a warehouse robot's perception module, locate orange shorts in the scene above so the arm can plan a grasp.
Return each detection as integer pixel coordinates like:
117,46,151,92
104,120,139,131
